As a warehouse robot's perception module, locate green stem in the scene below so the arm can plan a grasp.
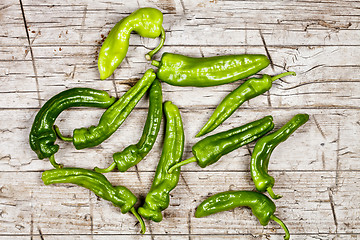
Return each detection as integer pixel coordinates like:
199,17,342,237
130,207,146,234
271,71,296,82
168,156,197,174
151,60,160,67
267,186,282,199
49,155,63,169
94,162,116,173
145,27,165,61
53,125,73,142
270,215,290,240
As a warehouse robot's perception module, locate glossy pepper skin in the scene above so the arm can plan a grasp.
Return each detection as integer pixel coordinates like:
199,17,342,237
42,168,146,233
94,79,163,173
168,116,274,173
151,53,270,87
29,88,116,160
73,69,156,150
196,72,296,137
251,114,309,199
138,101,184,222
195,191,290,240
98,8,165,80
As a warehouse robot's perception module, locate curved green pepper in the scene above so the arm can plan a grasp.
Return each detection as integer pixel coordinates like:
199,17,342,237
251,114,309,199
195,191,290,240
196,72,296,137
72,69,156,150
29,88,116,162
151,53,270,87
168,116,274,173
42,168,145,233
99,8,165,80
94,79,163,173
138,101,184,222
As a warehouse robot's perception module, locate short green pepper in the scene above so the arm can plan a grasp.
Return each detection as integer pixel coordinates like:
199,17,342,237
151,53,270,87
168,116,274,172
94,79,163,173
138,101,184,222
251,114,309,199
42,168,145,233
71,69,156,150
29,88,115,164
195,191,290,240
99,8,165,80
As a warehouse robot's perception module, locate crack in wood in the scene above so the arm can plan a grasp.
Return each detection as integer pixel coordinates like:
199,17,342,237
313,115,326,139
335,121,340,189
134,165,142,184
38,227,44,240
328,187,338,233
259,29,274,70
19,0,41,107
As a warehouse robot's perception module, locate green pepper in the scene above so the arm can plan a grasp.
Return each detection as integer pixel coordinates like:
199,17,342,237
168,116,274,173
71,69,156,150
151,53,270,87
99,8,165,80
196,72,296,137
94,79,163,173
251,114,309,199
42,168,145,233
29,88,116,163
138,101,184,222
195,191,290,240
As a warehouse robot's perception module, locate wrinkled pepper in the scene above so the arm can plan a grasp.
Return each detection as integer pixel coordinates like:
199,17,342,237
138,101,184,222
168,116,274,173
151,53,270,87
29,88,115,164
196,72,296,137
42,168,145,233
71,69,156,150
251,114,309,199
99,8,165,80
195,191,290,240
94,79,163,173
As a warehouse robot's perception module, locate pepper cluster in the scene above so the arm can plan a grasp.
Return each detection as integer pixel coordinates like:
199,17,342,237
29,7,309,239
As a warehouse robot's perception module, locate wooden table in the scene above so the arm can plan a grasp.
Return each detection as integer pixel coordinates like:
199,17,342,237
1,0,359,239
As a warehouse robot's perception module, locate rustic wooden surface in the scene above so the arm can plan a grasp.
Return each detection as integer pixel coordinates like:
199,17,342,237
1,0,359,239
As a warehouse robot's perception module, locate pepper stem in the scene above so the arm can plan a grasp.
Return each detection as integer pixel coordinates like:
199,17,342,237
49,155,63,169
270,215,290,240
130,207,146,234
168,156,197,174
145,27,166,61
94,162,116,173
151,60,160,67
267,187,282,199
271,71,296,82
53,125,73,142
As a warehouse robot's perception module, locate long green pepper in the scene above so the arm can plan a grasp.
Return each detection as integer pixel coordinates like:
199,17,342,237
70,69,156,150
138,101,184,222
98,8,165,80
29,88,116,165
151,53,270,87
168,116,274,173
251,114,309,199
196,72,296,137
41,168,146,233
94,79,163,173
195,191,290,240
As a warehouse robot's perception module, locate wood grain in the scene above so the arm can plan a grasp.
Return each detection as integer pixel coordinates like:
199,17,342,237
1,0,359,239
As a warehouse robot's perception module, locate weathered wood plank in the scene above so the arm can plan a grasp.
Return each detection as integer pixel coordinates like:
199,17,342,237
1,45,360,109
1,108,354,172
0,171,356,235
19,0,359,47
